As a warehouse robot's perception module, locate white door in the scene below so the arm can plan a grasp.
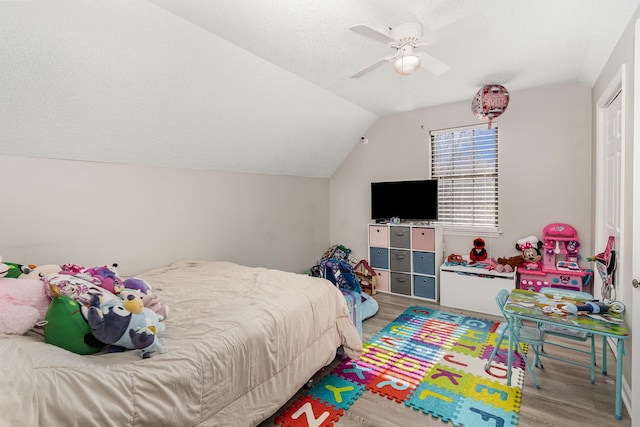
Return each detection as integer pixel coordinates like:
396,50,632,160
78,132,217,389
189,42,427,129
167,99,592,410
597,64,631,417
597,88,621,300
632,19,640,423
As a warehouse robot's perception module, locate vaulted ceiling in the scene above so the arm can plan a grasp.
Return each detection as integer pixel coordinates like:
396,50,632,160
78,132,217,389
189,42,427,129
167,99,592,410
1,1,637,177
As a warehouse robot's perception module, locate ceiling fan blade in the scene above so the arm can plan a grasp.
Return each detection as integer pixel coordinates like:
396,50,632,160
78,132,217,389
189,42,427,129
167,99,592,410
416,52,450,76
350,24,396,44
423,14,485,45
350,58,391,78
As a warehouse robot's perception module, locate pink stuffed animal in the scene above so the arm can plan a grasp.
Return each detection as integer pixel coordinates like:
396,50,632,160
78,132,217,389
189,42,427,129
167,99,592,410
0,257,50,335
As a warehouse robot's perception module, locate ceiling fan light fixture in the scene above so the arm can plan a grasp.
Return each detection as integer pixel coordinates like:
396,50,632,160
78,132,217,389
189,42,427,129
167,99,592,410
393,54,420,76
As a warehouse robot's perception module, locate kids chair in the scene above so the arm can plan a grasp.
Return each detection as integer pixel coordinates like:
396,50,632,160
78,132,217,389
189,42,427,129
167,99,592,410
538,287,597,383
485,289,545,389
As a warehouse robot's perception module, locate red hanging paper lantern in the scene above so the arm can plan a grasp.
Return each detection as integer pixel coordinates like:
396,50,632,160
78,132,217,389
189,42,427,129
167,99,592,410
471,84,509,127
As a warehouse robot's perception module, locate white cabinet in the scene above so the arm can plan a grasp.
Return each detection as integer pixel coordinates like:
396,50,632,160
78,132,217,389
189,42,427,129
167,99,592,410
368,224,443,302
439,263,516,316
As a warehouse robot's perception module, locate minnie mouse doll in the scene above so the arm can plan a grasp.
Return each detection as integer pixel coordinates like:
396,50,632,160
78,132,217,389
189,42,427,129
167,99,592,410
516,236,543,270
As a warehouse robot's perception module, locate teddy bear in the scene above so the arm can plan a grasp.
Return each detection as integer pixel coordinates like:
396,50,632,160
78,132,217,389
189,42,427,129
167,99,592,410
516,236,543,270
0,256,51,335
87,293,167,358
494,255,525,273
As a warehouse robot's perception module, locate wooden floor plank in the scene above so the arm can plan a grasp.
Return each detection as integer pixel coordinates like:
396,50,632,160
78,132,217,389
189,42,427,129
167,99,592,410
259,292,631,426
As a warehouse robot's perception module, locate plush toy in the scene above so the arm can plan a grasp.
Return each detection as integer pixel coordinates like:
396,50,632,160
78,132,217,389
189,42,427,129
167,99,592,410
563,301,609,315
469,238,488,263
0,256,50,335
1,261,36,278
516,236,543,270
44,273,119,309
87,293,167,358
19,264,62,280
122,277,168,318
496,255,524,271
123,277,152,294
82,265,125,295
43,284,103,354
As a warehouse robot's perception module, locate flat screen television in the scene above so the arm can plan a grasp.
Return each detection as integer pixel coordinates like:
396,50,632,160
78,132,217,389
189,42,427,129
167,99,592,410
371,179,438,222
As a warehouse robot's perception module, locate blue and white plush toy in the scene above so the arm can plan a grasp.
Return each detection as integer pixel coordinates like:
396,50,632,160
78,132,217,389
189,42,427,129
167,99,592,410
87,293,167,358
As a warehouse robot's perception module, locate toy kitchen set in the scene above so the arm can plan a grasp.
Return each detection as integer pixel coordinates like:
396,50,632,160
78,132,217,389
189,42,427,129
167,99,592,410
518,223,593,293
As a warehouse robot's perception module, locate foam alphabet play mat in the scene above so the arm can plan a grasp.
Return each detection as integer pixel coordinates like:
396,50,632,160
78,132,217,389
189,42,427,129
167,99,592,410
275,306,525,426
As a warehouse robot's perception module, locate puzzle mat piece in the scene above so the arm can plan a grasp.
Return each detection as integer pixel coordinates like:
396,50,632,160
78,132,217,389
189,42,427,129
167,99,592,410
306,374,365,410
462,376,523,413
422,363,475,394
459,315,496,334
374,350,435,384
404,306,437,320
481,342,527,370
483,359,526,388
331,358,377,385
454,395,519,427
401,340,445,365
275,395,343,427
404,381,463,424
438,348,524,387
366,370,417,403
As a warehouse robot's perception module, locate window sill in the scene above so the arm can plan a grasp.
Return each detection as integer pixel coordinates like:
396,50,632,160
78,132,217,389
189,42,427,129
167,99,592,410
441,226,502,239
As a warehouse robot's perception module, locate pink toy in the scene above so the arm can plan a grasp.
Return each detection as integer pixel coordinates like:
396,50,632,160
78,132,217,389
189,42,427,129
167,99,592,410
0,256,50,335
82,265,125,295
516,236,543,270
518,223,592,292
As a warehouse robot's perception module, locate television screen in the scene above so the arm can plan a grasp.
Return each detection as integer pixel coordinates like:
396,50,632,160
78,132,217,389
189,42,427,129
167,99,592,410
371,179,438,222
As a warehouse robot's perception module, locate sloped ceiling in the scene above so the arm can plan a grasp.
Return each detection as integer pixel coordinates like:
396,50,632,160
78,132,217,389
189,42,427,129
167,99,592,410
1,0,638,177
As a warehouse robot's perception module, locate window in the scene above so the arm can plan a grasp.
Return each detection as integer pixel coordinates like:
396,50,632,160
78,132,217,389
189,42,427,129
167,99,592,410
430,124,499,232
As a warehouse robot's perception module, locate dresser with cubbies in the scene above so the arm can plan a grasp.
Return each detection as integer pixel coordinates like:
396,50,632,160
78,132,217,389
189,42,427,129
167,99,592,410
367,223,443,302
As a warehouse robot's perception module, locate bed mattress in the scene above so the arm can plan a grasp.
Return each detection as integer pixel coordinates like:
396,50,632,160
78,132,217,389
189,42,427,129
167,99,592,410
0,260,362,427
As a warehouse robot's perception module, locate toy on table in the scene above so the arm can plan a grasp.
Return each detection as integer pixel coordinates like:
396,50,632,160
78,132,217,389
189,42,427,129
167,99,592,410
563,300,625,315
516,236,543,270
469,238,488,263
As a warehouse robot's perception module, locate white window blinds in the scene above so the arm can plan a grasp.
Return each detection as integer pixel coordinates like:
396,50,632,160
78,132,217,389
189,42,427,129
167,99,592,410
430,124,499,230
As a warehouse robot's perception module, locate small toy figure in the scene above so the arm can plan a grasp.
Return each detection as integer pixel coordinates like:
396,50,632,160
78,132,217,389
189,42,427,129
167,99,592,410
563,301,609,315
469,238,488,263
446,254,467,266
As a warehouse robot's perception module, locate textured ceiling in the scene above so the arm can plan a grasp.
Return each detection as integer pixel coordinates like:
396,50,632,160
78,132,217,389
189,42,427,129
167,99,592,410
0,1,638,177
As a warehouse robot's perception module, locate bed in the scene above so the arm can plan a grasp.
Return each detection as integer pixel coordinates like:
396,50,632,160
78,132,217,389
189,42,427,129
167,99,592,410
0,260,363,427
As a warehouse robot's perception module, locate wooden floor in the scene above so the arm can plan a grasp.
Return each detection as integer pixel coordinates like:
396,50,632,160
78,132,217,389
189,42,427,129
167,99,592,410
259,292,631,427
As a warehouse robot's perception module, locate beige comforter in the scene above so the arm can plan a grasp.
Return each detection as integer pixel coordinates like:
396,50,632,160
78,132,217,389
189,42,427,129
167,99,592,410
0,260,362,427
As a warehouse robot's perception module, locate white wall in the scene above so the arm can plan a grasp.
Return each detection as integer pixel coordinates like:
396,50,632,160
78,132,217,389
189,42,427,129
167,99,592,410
330,82,593,264
0,155,329,276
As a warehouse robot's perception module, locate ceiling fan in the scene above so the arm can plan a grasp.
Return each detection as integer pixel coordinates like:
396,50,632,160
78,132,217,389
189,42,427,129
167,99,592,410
349,22,450,78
